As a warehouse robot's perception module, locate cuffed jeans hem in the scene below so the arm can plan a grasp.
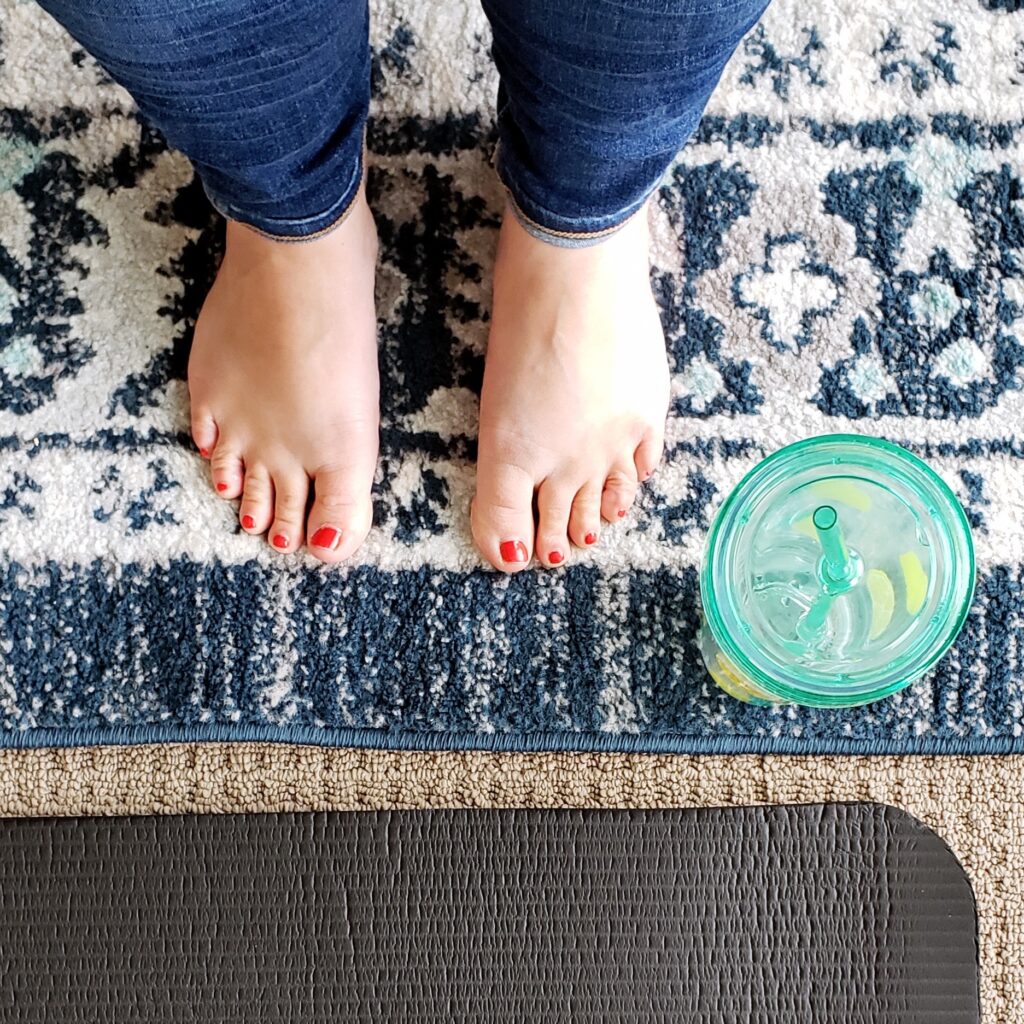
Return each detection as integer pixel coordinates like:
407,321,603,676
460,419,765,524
202,135,366,243
494,150,662,249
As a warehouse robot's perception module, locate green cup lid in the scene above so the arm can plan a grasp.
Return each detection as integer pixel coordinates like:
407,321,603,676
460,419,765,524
701,434,976,707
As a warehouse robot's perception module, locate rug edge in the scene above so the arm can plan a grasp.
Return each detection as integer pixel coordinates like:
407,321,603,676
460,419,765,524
2,723,1021,756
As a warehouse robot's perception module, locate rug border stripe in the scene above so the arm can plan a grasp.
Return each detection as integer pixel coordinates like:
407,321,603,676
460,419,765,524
1,724,1021,755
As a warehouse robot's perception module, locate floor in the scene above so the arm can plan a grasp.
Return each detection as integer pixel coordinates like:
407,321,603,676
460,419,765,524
2,746,1019,1022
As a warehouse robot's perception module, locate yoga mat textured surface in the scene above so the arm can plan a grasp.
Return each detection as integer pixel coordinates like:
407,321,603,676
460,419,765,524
1,0,1023,753
0,803,980,1022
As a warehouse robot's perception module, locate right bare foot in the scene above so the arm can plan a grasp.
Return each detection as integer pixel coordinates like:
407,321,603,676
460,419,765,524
188,192,379,562
471,201,669,572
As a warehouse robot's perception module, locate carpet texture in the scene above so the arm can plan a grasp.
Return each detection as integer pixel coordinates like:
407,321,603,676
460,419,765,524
2,0,1023,753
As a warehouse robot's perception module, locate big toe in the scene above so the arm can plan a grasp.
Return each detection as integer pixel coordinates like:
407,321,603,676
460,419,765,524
305,465,375,563
471,457,536,572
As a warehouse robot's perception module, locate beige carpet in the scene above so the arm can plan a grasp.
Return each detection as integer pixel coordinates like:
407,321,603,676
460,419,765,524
1,747,1019,1022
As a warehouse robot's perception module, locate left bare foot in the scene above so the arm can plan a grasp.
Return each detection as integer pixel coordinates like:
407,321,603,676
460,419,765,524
472,201,670,571
188,192,380,562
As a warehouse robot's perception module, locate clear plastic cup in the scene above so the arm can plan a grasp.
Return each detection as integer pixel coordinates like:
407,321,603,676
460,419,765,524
698,434,976,708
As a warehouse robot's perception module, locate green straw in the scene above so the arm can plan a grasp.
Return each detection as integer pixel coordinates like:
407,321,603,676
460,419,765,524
797,591,833,641
796,505,853,642
812,504,853,581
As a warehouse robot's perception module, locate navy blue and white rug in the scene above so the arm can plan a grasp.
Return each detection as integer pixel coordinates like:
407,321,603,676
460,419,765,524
1,0,1023,754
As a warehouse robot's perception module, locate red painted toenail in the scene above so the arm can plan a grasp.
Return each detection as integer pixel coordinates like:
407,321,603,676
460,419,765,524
272,533,288,549
310,525,341,550
199,447,210,458
585,533,597,545
500,540,528,563
548,551,563,564
617,509,626,518
241,514,255,529
216,482,228,492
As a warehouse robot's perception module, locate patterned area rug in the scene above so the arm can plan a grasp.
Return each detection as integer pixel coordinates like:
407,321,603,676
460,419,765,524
1,0,1022,755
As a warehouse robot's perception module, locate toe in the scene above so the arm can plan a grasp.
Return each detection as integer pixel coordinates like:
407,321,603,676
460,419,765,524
471,456,536,572
238,465,274,535
210,445,244,498
268,470,310,553
534,478,574,569
633,425,665,484
600,464,638,523
568,481,603,549
191,408,217,460
305,465,375,563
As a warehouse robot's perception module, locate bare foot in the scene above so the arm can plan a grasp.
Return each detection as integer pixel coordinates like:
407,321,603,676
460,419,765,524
188,192,379,562
472,201,670,571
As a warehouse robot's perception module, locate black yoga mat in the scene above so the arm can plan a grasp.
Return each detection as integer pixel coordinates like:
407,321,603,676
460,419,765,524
0,804,978,1022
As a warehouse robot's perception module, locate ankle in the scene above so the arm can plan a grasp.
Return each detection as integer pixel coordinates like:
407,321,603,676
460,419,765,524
224,191,377,267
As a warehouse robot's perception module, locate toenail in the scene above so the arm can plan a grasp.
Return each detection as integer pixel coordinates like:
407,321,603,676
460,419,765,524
585,533,597,545
548,551,563,565
272,533,288,549
216,482,228,492
199,447,210,458
499,540,528,563
241,514,255,529
310,525,341,551
617,509,626,518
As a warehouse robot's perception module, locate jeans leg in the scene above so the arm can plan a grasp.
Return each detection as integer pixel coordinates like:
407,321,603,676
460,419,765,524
480,0,770,247
36,0,370,239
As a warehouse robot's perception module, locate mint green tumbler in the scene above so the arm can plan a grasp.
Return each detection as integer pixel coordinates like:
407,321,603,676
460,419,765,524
698,435,976,708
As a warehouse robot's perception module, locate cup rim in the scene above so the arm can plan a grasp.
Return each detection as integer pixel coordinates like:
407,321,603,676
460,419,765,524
700,434,977,707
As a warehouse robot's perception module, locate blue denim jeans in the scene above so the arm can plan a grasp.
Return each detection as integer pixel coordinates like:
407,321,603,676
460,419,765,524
37,0,769,246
